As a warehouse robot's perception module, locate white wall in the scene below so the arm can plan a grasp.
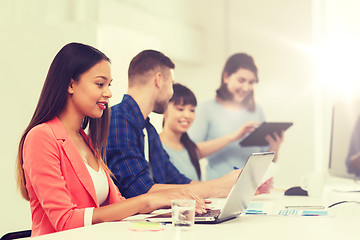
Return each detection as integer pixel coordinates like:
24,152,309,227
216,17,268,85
1,0,356,236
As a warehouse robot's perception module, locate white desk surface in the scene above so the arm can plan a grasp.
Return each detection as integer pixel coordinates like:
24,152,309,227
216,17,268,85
29,177,360,240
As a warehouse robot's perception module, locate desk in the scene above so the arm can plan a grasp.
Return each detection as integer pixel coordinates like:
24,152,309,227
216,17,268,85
28,177,360,240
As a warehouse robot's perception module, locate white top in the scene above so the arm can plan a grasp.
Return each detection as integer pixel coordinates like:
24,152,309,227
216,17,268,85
83,164,110,226
85,164,109,205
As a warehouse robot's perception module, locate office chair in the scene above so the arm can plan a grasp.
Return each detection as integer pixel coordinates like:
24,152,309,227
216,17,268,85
0,230,31,240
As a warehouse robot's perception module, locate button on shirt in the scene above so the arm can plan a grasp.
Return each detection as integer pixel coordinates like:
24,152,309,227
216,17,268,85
106,94,191,198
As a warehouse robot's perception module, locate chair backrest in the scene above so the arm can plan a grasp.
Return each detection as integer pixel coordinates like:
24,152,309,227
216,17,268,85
0,230,31,240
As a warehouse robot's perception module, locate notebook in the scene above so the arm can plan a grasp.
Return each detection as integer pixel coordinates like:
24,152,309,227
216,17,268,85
146,152,275,224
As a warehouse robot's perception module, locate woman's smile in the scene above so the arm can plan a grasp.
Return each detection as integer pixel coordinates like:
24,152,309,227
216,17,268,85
97,101,107,110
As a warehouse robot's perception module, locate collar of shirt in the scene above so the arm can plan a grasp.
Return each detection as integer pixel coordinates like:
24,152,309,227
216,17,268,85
122,94,151,131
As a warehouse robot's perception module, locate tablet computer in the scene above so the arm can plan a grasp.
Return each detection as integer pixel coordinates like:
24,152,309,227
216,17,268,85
239,122,293,147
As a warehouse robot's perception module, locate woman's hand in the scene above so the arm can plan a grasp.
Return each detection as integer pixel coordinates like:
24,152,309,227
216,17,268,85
265,131,284,162
265,131,284,152
140,188,209,214
214,169,242,197
230,121,260,142
255,177,274,195
197,121,260,158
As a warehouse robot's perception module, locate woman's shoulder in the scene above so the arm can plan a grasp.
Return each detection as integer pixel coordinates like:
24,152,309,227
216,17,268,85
254,103,264,111
244,103,265,121
23,120,62,162
202,98,217,106
27,121,53,137
161,142,172,153
197,99,219,110
26,118,65,143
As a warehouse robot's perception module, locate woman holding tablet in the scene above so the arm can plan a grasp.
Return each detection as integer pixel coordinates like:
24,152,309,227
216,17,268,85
189,53,284,180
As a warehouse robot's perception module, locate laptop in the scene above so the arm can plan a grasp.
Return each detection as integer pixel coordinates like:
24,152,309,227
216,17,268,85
146,152,275,224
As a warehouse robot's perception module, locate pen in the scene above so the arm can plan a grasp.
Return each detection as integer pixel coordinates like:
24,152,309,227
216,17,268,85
284,206,325,209
244,210,266,215
245,212,267,215
245,210,263,213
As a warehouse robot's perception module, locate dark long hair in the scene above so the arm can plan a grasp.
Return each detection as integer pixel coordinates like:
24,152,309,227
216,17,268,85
216,53,259,111
16,42,111,200
168,83,201,180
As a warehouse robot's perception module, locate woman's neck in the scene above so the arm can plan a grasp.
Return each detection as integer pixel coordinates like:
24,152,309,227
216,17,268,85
57,109,84,137
159,127,184,151
216,97,244,111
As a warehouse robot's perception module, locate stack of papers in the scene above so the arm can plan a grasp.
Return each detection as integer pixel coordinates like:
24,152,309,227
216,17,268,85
243,202,328,217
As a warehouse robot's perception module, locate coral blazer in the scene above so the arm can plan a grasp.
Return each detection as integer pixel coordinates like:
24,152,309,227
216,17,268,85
23,117,124,237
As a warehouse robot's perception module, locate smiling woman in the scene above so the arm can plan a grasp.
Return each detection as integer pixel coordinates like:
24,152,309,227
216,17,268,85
15,42,193,237
65,59,112,120
188,53,285,181
160,83,200,180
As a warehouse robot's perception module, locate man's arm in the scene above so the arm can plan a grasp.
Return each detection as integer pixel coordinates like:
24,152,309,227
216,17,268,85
107,108,240,199
107,147,155,198
107,112,156,198
148,170,241,199
148,135,241,198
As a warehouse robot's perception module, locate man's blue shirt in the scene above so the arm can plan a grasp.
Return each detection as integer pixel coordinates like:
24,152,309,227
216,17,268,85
106,94,191,198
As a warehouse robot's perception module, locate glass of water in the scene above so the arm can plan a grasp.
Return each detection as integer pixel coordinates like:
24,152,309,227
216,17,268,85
171,199,195,228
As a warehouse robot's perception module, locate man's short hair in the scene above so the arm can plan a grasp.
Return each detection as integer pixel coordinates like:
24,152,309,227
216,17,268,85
128,50,175,86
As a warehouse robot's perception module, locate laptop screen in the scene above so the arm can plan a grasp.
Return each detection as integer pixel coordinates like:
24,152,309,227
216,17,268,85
218,152,274,220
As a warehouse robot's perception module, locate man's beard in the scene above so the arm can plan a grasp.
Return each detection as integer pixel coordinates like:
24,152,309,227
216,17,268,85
153,99,169,114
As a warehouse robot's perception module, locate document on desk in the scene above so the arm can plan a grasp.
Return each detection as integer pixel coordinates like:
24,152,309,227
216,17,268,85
277,209,328,216
243,201,275,215
243,202,329,217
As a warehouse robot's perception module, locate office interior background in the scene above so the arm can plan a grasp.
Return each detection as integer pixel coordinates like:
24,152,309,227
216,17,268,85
1,0,360,235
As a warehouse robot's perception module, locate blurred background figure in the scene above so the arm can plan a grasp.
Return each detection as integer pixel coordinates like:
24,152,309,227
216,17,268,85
346,115,360,176
189,53,284,180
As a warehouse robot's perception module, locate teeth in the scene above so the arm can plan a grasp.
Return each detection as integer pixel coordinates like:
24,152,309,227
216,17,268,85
179,121,190,126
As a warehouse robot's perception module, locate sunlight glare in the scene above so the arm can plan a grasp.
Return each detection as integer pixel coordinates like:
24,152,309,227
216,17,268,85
313,34,360,100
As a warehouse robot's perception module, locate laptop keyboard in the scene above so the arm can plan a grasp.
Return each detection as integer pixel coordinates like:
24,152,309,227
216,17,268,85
195,209,221,218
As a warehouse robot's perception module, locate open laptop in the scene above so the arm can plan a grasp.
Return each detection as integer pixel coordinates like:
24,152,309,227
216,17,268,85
146,152,275,224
